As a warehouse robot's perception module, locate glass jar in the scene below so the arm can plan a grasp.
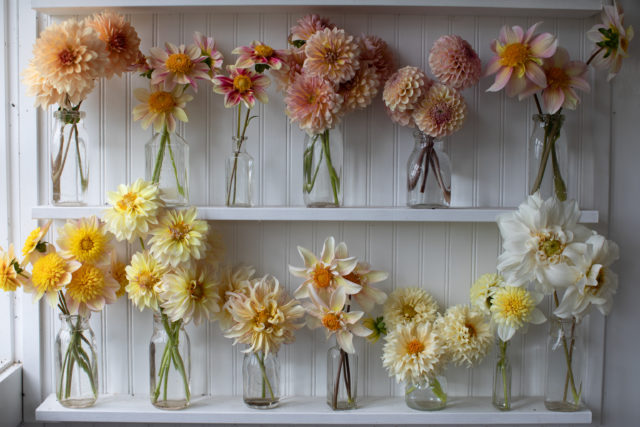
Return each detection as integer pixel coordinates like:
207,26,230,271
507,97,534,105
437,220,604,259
407,131,451,208
405,375,447,411
303,128,343,207
528,113,567,200
492,339,511,411
544,316,584,411
145,128,189,206
50,110,89,205
226,136,253,207
150,312,191,410
242,351,280,409
326,345,357,410
55,313,98,408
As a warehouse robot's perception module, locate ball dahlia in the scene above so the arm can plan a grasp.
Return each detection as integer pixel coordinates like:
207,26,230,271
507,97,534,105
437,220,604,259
429,35,481,90
290,14,335,44
358,34,395,82
339,63,381,114
413,83,467,139
383,66,431,112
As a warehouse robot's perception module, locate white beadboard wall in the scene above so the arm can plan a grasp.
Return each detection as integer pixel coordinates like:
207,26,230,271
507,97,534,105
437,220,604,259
12,4,613,427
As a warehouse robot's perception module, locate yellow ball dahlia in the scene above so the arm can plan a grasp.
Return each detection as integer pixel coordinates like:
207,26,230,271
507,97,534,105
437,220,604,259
0,245,27,292
65,262,119,316
57,216,112,265
24,248,81,307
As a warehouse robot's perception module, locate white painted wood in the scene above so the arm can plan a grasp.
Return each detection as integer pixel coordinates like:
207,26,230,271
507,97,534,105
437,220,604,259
0,364,23,427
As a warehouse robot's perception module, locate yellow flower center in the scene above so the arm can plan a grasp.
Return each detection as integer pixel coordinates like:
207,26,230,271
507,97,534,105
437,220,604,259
67,264,105,304
402,304,417,320
495,288,533,323
116,191,139,212
68,227,107,263
108,32,127,53
406,339,425,355
165,53,194,74
169,221,191,241
23,227,42,256
254,44,274,58
546,67,570,89
312,264,332,289
537,233,565,261
59,49,76,66
148,91,176,114
137,271,159,291
189,279,205,301
233,74,253,93
500,42,530,68
321,312,342,331
586,268,606,296
255,308,272,326
31,253,67,293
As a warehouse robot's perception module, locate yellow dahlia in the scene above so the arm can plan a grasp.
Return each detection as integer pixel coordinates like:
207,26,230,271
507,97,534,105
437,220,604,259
57,216,111,264
383,66,430,112
86,11,141,78
1,244,27,292
438,305,493,367
125,250,167,311
413,83,467,139
23,248,81,307
339,63,381,114
490,285,546,341
109,251,128,298
285,74,343,135
382,321,447,384
225,275,305,355
159,264,221,325
383,287,439,329
104,179,163,242
303,28,360,84
148,207,209,268
21,220,52,266
22,63,66,109
290,14,334,44
132,84,193,133
65,262,119,316
470,273,504,314
214,264,255,330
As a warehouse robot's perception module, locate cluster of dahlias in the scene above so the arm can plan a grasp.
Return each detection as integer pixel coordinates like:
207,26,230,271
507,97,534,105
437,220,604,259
277,14,395,135
383,35,481,139
23,11,141,110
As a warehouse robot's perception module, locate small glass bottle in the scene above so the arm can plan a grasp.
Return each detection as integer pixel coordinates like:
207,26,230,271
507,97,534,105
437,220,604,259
225,136,253,207
528,113,568,200
145,130,189,206
242,351,280,409
405,375,447,411
407,131,451,208
55,313,98,408
50,110,89,205
303,128,343,207
492,339,512,411
326,345,357,410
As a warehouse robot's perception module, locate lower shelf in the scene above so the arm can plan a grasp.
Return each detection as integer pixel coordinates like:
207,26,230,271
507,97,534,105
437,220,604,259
35,394,592,424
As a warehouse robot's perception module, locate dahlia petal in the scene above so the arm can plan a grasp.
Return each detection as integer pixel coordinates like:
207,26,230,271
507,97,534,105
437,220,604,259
224,91,242,108
343,311,364,324
337,330,355,354
552,47,570,67
505,75,527,98
351,323,373,337
529,308,546,325
486,66,512,92
173,107,188,123
234,57,255,69
525,62,547,88
321,237,335,264
529,33,557,58
497,323,515,342
241,93,257,109
523,22,541,43
484,56,502,77
330,287,347,311
334,276,362,295
298,246,318,267
364,270,388,283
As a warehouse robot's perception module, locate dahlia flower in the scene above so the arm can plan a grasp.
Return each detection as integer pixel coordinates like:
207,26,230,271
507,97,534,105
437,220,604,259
385,105,416,128
109,251,128,298
490,285,545,342
214,264,255,330
160,264,221,325
21,220,52,266
587,2,634,81
104,179,163,242
339,63,381,114
148,207,209,268
57,216,111,264
132,84,193,133
285,74,343,134
438,305,493,367
65,262,119,316
23,248,81,307
86,11,141,78
383,66,430,113
193,32,224,75
383,287,439,329
470,273,504,315
485,22,557,97
212,66,270,109
271,47,306,92
149,42,210,91
0,245,27,292
413,83,467,139
22,63,66,109
429,35,482,90
303,28,360,84
358,34,395,82
290,14,334,44
233,40,287,70
125,250,167,312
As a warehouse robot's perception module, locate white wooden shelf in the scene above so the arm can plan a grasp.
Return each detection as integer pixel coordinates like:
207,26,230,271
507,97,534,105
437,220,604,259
31,0,602,17
36,394,592,424
31,206,600,223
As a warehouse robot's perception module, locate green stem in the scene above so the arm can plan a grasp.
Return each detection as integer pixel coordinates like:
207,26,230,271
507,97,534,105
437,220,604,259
303,136,324,193
551,139,567,201
256,351,275,400
552,293,580,405
73,124,88,192
498,340,510,409
429,377,447,404
139,237,146,251
321,130,340,206
166,136,186,197
530,114,563,197
151,126,169,184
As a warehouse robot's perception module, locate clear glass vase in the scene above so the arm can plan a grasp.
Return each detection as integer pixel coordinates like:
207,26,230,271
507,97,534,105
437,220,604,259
150,312,191,410
50,109,89,206
544,316,584,412
303,128,343,207
407,131,451,208
493,339,512,411
226,136,253,207
405,375,447,411
243,351,280,409
145,128,189,206
326,345,357,410
55,313,98,408
528,113,567,201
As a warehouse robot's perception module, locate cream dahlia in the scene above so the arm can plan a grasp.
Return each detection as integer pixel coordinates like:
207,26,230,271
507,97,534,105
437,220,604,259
383,287,439,329
290,14,334,44
149,42,210,91
285,74,343,134
339,63,381,114
148,207,209,268
383,66,430,113
358,34,395,82
413,83,467,139
104,179,163,242
429,35,482,90
86,11,141,78
438,305,493,367
160,264,221,325
303,28,360,84
132,84,193,133
125,250,167,311
214,264,255,330
470,273,504,315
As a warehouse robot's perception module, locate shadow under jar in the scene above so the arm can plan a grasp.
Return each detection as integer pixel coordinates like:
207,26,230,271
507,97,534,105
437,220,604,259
407,131,451,208
243,350,280,409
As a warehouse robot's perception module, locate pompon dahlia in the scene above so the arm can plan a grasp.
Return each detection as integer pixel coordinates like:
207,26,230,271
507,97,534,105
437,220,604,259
413,83,467,139
358,34,395,82
290,14,335,44
383,66,431,112
339,63,381,114
285,74,343,135
385,105,416,128
86,11,141,78
429,35,482,90
303,27,360,84
271,47,306,92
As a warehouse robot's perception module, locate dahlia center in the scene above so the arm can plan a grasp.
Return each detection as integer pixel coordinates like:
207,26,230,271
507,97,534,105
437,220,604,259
109,32,128,52
465,322,477,338
148,91,176,114
321,312,342,331
402,304,417,320
312,264,332,288
67,264,105,303
254,44,274,58
79,236,95,252
31,253,67,292
406,339,425,355
503,296,529,318
189,279,205,301
169,221,191,241
587,268,606,296
324,50,338,64
430,102,453,126
255,309,272,326
117,192,138,211
538,234,565,260
500,42,530,68
547,67,570,89
166,53,194,74
233,75,253,93
59,49,77,66
137,272,158,290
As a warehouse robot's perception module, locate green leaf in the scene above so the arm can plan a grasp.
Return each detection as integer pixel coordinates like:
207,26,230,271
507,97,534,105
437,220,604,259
254,63,270,73
291,40,306,48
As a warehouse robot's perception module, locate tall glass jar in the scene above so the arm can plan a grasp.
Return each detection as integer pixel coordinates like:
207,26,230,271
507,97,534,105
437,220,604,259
150,312,191,410
50,110,89,206
493,339,512,411
326,345,357,410
407,131,451,208
404,375,447,411
243,351,280,409
55,313,98,408
145,127,189,206
226,136,253,207
528,113,567,201
303,128,343,207
545,316,584,412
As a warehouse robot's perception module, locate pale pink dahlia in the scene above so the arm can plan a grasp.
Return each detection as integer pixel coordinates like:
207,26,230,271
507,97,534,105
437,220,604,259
429,35,481,90
149,42,210,91
383,66,431,112
358,34,396,82
271,47,306,92
285,74,343,135
587,2,634,81
539,47,590,113
193,32,224,75
385,105,415,128
339,63,381,114
212,66,270,109
413,83,467,138
290,14,335,44
303,28,360,84
86,11,141,78
233,40,287,70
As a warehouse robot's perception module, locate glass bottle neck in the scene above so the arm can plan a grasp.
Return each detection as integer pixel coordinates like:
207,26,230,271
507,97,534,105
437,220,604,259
232,137,248,153
54,109,85,125
59,313,91,330
413,131,441,149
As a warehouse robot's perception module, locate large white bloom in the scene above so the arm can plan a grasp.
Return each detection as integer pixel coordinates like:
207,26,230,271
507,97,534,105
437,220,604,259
497,193,591,293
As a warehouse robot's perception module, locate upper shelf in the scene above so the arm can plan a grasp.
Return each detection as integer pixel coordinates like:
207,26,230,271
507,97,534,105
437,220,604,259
31,0,603,17
32,206,600,223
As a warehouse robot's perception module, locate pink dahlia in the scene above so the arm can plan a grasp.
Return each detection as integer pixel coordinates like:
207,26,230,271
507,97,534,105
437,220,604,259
383,66,431,112
537,47,590,113
485,22,557,97
359,34,395,82
413,83,467,138
290,14,335,44
233,40,287,71
149,42,210,91
303,28,360,84
339,63,381,114
193,32,224,75
385,105,415,128
587,3,634,81
285,74,343,135
212,66,270,109
271,47,306,92
429,35,481,90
